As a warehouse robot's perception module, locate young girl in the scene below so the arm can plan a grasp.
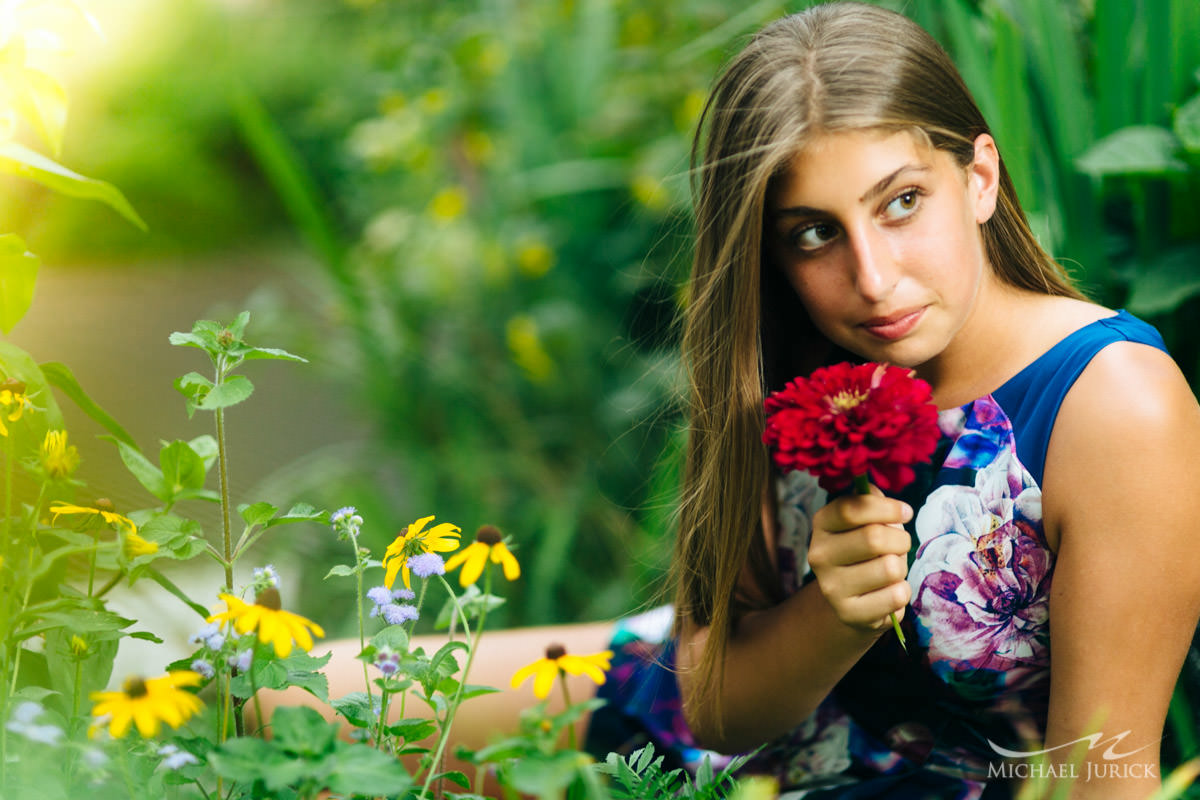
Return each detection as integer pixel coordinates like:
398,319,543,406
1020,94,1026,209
583,2,1200,798
297,3,1200,797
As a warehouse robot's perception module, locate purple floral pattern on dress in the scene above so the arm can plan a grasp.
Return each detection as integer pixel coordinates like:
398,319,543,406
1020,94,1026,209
909,396,1052,693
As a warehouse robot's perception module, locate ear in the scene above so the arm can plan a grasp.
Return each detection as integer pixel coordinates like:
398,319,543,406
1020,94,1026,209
968,133,1000,225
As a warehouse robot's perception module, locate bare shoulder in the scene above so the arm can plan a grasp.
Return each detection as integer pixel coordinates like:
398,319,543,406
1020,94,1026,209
1043,337,1200,548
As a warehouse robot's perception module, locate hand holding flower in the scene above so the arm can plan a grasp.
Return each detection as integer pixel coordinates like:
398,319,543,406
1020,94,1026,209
763,362,940,649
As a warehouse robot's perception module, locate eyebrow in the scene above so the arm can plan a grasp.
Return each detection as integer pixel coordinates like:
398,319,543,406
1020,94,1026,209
771,163,931,218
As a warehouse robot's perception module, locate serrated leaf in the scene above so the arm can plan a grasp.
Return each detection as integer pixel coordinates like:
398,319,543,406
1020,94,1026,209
331,692,374,728
197,374,254,411
0,141,145,230
1075,125,1188,177
386,718,437,741
0,232,39,334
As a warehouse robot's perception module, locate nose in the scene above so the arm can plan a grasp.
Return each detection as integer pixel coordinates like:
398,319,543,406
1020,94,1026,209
847,227,898,303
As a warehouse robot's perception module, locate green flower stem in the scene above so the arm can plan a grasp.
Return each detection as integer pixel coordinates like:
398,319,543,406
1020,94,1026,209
559,671,577,751
852,474,906,651
419,570,490,799
214,357,234,593
353,544,373,715
0,446,11,786
248,644,263,737
118,744,138,800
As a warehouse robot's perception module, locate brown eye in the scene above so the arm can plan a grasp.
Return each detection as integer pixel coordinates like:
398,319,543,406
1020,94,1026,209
792,222,839,251
883,190,920,220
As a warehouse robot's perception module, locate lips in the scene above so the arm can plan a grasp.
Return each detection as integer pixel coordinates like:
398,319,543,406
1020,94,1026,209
861,307,925,341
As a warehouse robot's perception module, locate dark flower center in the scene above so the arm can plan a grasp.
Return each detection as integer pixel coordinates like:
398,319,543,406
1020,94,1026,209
1,378,25,394
476,525,502,546
990,589,1018,616
95,498,116,512
123,676,149,698
545,643,566,660
256,586,282,610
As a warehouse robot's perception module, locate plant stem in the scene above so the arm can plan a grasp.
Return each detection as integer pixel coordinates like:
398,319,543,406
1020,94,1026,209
354,542,373,721
214,358,234,593
0,445,12,786
559,675,577,751
419,568,492,799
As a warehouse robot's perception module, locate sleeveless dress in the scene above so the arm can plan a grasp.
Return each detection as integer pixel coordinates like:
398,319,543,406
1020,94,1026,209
587,310,1193,798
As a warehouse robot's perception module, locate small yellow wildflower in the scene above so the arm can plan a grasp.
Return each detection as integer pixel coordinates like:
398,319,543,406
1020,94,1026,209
70,635,88,656
510,643,613,700
124,530,158,559
444,524,520,587
506,315,554,384
429,186,467,222
515,238,554,278
49,500,137,536
90,671,203,738
208,588,325,659
382,515,462,589
0,379,32,437
40,430,79,480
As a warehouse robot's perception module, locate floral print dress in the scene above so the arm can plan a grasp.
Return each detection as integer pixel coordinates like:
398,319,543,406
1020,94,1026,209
589,310,1178,799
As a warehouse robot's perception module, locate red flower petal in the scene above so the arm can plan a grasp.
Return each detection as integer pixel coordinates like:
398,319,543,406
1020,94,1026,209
763,362,939,493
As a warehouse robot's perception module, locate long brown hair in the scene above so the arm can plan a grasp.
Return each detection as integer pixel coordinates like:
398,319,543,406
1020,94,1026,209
673,1,1084,735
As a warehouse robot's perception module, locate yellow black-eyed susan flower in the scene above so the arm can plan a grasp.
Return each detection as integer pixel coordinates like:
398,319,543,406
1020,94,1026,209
49,500,137,536
40,430,79,480
444,524,520,587
0,379,32,436
90,671,203,738
208,587,324,658
381,515,461,589
510,644,613,700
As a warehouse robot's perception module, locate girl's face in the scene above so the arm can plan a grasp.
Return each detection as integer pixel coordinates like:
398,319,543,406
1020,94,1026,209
767,129,999,375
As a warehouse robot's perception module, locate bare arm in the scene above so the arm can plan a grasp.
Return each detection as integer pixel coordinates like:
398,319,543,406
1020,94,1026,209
1042,342,1200,798
676,488,914,752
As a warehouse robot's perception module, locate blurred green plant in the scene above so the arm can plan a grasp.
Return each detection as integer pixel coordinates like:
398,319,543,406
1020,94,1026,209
0,0,144,333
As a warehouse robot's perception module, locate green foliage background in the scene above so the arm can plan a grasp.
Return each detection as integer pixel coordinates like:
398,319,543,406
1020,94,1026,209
9,0,1200,640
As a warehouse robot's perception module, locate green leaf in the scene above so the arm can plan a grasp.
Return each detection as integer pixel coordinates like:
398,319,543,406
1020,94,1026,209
174,371,213,419
270,705,339,757
198,374,254,411
231,650,332,702
1175,92,1200,154
324,564,356,579
264,502,324,528
143,567,211,618
331,692,374,728
209,737,309,790
0,141,146,230
0,233,39,334
135,513,209,562
322,742,414,796
243,345,309,363
1126,246,1200,316
239,501,277,527
114,439,167,500
188,434,219,469
435,584,507,630
369,625,411,653
507,751,590,797
160,439,208,497
40,361,136,447
386,718,437,741
1075,125,1189,177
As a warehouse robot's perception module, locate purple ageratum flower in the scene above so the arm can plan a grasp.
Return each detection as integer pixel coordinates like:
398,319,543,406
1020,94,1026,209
408,552,445,578
331,506,364,539
158,744,199,770
191,659,215,679
373,649,401,677
392,587,415,600
366,585,394,606
228,650,253,673
380,603,419,626
188,621,225,651
253,564,280,590
330,506,357,525
6,701,63,746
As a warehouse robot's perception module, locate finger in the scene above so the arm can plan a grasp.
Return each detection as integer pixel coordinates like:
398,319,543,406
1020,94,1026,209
834,580,911,629
816,493,913,533
810,523,911,568
824,553,909,598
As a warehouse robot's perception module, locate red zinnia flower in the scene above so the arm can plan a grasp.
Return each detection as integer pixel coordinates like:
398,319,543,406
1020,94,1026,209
763,362,939,493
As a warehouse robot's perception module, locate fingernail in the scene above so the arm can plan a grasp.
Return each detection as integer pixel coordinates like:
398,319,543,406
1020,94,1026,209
901,503,913,522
